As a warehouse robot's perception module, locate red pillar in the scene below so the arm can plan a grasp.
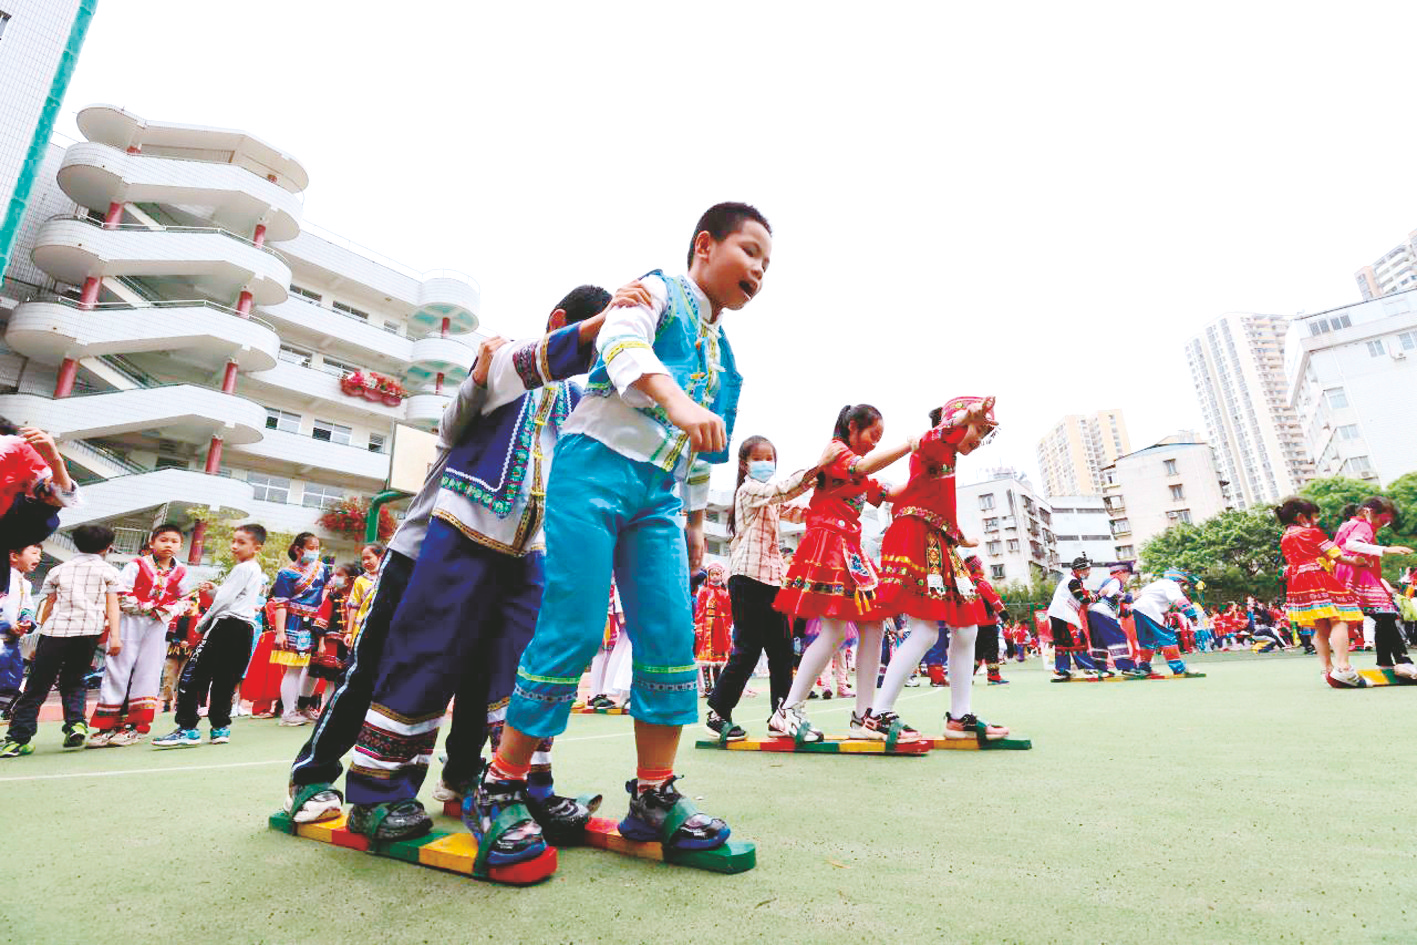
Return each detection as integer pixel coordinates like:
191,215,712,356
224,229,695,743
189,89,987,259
80,276,100,309
54,358,78,398
126,145,141,155
435,371,444,395
188,519,207,565
235,290,253,318
204,435,224,474
103,201,123,228
221,359,239,394
441,316,450,339
253,223,266,248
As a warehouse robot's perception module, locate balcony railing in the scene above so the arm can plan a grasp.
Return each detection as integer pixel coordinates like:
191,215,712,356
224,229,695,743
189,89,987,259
48,214,290,265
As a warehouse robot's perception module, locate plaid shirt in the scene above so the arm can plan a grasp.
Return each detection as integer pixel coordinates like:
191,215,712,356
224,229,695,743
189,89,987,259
729,469,815,586
39,553,119,638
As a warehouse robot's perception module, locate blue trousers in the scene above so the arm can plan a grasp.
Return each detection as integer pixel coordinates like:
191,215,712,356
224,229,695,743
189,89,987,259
508,435,698,738
1086,611,1136,671
347,519,544,806
0,636,23,694
924,624,951,666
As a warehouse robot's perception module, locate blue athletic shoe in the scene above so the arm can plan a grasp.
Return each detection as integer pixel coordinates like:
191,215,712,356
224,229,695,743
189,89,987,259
463,777,546,866
209,727,231,744
152,728,201,749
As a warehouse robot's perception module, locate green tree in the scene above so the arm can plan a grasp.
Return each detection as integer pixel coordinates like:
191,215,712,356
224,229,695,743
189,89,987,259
185,505,293,581
1139,509,1283,605
996,568,1057,619
1298,476,1374,534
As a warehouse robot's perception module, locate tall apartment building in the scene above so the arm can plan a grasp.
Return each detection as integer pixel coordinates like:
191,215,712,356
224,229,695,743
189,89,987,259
1286,289,1417,486
1185,313,1310,510
1100,435,1231,561
1354,231,1417,301
1047,495,1115,567
0,105,482,566
1036,410,1130,498
955,469,1058,586
0,0,96,274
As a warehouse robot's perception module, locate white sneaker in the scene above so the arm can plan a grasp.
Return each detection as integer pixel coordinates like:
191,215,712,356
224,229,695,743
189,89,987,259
1328,666,1365,688
430,780,463,803
849,711,871,738
278,714,310,727
109,729,141,747
767,702,822,743
1392,663,1417,681
85,731,114,749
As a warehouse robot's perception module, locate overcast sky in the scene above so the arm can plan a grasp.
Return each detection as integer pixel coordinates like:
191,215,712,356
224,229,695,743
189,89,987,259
53,1,1417,490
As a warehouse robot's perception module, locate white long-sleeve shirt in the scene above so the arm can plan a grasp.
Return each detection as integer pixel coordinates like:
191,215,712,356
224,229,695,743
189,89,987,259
195,558,266,633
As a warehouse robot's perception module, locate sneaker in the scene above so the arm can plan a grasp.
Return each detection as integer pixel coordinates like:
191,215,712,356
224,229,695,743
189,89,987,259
904,675,922,687
767,702,823,743
462,778,544,864
209,727,231,744
820,688,833,700
109,728,142,747
858,709,919,742
944,712,1009,740
278,714,310,727
618,776,728,851
63,722,89,749
987,676,1010,685
251,710,276,720
1051,670,1072,681
704,709,746,741
0,738,33,758
586,694,611,709
431,778,467,804
1121,668,1150,679
849,711,871,738
1327,666,1367,688
302,707,322,722
526,788,602,847
152,728,201,749
86,730,115,749
835,687,855,699
348,799,433,842
286,783,344,824
1392,663,1417,681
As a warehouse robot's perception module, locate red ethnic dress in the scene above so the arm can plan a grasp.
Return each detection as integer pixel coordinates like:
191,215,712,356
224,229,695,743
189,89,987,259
1280,524,1363,627
693,577,733,665
774,441,886,619
870,422,987,626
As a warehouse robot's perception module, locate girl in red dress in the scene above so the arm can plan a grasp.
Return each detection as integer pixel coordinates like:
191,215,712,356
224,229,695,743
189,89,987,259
693,564,733,692
1333,497,1416,679
1275,497,1367,688
866,396,1008,742
769,404,914,742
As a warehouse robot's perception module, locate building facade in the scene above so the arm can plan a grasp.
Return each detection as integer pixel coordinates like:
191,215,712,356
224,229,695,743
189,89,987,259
0,0,95,274
1185,312,1310,509
1286,289,1417,486
1101,435,1231,560
1047,495,1115,567
955,470,1058,586
700,487,807,567
1354,231,1417,301
1035,409,1130,498
0,105,482,566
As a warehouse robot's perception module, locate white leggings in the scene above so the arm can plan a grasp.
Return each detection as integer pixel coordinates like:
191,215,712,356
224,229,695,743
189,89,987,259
873,617,978,718
784,618,883,718
280,664,316,715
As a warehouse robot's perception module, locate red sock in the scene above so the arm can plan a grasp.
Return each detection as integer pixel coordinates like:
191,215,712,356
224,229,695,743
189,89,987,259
636,766,674,794
488,752,531,784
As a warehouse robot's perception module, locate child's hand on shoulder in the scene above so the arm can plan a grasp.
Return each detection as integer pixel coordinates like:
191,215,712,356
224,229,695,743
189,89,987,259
608,280,652,311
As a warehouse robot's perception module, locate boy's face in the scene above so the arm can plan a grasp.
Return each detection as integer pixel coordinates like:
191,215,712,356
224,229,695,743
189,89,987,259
150,531,183,560
11,545,41,574
231,531,261,560
693,221,772,312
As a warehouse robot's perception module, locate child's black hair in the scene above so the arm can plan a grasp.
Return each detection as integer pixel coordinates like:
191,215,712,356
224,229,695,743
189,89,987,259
334,562,361,579
729,435,774,537
73,523,115,554
686,202,771,269
929,405,944,426
818,405,882,488
150,522,184,543
1274,496,1320,526
1348,496,1401,530
236,523,268,546
0,415,18,436
288,531,318,562
360,542,386,557
552,285,612,326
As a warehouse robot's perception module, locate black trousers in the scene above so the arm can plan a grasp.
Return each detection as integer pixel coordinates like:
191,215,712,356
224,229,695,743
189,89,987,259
175,617,253,730
974,623,1000,664
708,576,794,720
8,634,99,744
1372,612,1412,667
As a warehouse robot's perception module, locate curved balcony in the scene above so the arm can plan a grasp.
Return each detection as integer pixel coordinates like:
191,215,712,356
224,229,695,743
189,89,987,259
6,298,280,372
409,269,480,336
403,392,451,431
32,216,291,305
406,335,473,388
258,294,413,373
242,359,406,420
0,385,267,445
56,468,255,529
229,427,390,484
58,142,303,240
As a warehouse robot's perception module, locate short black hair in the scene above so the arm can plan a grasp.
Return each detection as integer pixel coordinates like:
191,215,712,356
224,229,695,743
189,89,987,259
73,524,115,554
686,202,771,269
553,285,612,326
361,542,386,557
150,522,184,542
288,531,317,561
236,523,268,546
1274,496,1320,526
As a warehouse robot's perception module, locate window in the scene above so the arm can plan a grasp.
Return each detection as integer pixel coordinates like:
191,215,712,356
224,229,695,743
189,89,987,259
383,321,401,334
278,345,311,368
1346,455,1375,476
1006,539,1020,553
318,356,360,379
1166,509,1193,525
312,419,353,445
264,408,300,433
984,517,999,531
990,565,1006,581
155,456,189,471
248,472,291,503
289,285,322,303
1399,331,1416,351
1116,545,1134,559
978,494,995,511
1113,518,1131,534
332,301,369,321
1326,388,1349,409
1169,484,1185,500
987,541,1002,555
1367,339,1386,358
1337,424,1361,441
704,510,721,524
368,433,387,454
301,483,348,510
1163,458,1178,475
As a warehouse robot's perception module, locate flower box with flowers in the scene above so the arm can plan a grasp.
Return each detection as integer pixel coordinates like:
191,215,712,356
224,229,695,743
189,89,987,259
340,370,406,406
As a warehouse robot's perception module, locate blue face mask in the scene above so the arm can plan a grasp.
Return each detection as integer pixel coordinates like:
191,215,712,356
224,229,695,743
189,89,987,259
747,460,776,482
301,551,318,564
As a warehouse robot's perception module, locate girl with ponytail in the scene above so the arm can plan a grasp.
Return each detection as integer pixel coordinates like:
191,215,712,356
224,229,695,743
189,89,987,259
1333,496,1416,681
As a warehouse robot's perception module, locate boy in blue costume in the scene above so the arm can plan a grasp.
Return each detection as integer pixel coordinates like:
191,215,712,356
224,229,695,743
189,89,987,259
342,283,652,844
472,203,770,871
1086,562,1138,674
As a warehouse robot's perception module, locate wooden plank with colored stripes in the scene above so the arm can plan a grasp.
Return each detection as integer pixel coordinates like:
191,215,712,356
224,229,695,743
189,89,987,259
1359,668,1417,687
916,735,1033,751
694,736,930,755
583,817,756,874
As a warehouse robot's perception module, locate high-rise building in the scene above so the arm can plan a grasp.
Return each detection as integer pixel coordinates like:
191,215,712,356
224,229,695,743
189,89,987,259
1185,313,1310,509
0,105,483,567
955,469,1059,585
1286,289,1417,486
1047,495,1115,567
1100,434,1231,561
0,0,96,275
1354,231,1417,301
1035,410,1130,497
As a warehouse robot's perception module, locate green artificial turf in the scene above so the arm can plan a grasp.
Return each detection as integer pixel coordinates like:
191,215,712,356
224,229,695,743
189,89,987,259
2,652,1413,944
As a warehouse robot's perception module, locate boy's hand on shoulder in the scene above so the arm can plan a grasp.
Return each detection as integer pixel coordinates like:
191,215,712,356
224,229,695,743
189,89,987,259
471,335,508,387
608,280,652,311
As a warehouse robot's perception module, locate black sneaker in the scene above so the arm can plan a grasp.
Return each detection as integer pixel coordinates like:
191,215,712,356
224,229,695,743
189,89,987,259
526,789,602,846
617,776,729,850
704,709,747,741
463,776,546,866
346,799,433,842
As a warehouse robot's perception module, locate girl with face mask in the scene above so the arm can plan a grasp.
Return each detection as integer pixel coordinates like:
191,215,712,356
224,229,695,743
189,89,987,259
265,532,332,725
702,435,840,741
